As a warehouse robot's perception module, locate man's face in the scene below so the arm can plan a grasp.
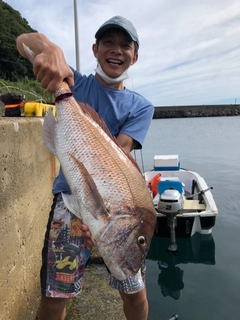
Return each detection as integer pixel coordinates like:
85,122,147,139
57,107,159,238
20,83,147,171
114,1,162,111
92,30,138,79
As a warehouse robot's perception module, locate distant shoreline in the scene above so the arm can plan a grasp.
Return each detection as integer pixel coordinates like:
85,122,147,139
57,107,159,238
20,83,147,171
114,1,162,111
153,104,240,118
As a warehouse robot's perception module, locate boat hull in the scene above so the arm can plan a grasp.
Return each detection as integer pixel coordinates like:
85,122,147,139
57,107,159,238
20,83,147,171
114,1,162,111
154,214,216,238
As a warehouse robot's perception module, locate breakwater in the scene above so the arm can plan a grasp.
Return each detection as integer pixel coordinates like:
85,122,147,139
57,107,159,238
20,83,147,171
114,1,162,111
153,104,240,118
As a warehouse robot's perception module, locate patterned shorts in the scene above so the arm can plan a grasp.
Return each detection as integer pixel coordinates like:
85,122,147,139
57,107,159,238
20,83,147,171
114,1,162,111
41,193,146,298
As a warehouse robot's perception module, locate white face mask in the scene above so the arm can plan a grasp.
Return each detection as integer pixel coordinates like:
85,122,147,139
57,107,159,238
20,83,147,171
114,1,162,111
94,63,129,84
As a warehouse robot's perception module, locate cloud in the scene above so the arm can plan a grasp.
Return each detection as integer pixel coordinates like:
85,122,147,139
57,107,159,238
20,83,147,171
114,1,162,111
5,0,240,105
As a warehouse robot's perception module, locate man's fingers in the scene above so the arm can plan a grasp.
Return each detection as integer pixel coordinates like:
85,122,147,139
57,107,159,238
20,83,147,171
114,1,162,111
80,224,90,232
84,238,94,248
65,76,74,89
79,223,93,247
82,230,92,239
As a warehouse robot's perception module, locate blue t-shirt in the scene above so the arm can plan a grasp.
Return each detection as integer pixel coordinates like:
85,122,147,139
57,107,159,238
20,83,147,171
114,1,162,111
52,70,154,194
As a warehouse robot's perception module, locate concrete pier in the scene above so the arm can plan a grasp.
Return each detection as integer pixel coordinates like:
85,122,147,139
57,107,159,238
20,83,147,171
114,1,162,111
65,250,125,320
0,117,58,320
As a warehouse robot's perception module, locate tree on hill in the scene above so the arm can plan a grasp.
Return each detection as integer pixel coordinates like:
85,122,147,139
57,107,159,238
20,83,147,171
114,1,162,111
0,0,37,81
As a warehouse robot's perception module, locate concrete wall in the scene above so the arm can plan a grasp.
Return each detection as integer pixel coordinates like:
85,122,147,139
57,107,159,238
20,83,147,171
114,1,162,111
0,117,59,320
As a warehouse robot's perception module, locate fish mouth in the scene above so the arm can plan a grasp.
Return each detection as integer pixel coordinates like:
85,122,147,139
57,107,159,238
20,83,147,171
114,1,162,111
122,267,138,277
111,266,137,280
55,91,73,103
107,58,123,65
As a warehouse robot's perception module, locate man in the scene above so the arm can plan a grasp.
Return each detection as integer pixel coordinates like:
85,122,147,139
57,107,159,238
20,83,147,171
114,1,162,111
17,16,154,320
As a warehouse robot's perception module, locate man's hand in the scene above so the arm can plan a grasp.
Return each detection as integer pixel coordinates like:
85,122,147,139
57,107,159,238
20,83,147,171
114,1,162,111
16,33,74,93
32,45,74,93
80,223,94,248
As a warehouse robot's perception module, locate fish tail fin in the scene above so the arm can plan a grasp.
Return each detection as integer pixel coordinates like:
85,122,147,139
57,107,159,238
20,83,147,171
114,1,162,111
61,193,82,219
22,43,35,64
42,108,57,155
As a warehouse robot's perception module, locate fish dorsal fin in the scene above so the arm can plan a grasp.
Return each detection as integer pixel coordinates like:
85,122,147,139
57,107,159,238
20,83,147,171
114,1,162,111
77,102,142,174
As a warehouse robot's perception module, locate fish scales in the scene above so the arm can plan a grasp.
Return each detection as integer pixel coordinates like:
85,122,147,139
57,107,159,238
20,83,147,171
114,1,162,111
55,84,152,212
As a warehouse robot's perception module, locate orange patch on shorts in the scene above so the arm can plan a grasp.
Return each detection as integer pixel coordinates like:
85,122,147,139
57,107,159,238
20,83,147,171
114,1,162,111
70,219,82,237
56,272,75,283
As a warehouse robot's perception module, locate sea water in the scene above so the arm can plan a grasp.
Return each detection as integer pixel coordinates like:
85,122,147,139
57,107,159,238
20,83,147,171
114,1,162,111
137,116,240,320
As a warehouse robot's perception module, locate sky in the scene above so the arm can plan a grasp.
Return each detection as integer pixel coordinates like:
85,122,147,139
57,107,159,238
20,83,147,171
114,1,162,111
5,0,240,106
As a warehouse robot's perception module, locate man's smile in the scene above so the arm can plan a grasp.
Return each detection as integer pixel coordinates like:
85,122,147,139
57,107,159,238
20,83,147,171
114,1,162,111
107,59,123,65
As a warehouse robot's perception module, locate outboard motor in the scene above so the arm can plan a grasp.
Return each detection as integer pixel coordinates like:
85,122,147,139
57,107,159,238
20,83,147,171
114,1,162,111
157,181,184,251
157,187,183,214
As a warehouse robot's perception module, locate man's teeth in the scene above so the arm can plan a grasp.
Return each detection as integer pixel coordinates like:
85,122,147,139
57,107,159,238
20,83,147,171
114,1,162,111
107,59,122,65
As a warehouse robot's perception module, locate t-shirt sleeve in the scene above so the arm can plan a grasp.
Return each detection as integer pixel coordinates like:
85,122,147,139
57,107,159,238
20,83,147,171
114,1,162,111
119,100,154,149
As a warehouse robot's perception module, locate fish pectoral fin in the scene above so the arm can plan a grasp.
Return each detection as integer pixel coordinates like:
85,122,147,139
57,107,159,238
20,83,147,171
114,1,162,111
42,108,57,155
61,193,82,219
69,154,110,220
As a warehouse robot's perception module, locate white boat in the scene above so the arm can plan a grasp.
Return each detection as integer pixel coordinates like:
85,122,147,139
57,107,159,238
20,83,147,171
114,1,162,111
143,155,218,251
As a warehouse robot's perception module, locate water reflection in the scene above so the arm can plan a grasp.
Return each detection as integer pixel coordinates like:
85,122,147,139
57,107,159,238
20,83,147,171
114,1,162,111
147,233,215,300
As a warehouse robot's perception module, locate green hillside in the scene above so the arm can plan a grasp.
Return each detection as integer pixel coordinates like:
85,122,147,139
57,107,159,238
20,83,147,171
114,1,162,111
0,1,52,103
0,0,38,81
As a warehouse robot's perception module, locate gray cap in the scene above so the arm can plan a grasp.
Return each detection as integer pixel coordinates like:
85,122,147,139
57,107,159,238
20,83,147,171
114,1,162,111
95,16,139,47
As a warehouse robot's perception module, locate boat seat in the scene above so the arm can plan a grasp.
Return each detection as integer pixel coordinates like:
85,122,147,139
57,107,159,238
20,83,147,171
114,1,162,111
183,200,206,210
158,180,183,195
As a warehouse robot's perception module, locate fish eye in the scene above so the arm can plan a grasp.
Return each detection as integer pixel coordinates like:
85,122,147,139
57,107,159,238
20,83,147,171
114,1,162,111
138,236,146,247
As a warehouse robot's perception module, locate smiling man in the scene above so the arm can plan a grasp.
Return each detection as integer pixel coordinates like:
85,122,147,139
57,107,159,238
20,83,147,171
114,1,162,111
16,16,154,320
93,23,138,89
